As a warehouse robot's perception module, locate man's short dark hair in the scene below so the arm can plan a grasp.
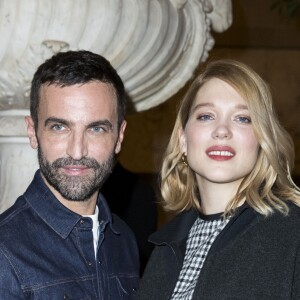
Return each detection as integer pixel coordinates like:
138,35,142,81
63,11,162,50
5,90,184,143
30,50,126,129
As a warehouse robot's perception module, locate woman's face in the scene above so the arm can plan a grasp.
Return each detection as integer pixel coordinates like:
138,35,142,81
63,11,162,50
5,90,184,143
180,78,259,189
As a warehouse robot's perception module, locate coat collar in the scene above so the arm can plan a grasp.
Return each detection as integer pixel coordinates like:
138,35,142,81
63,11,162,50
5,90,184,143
149,208,199,245
149,203,254,247
24,170,117,239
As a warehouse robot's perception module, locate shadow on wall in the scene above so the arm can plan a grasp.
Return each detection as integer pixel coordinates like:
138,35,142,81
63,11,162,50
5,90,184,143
101,162,158,275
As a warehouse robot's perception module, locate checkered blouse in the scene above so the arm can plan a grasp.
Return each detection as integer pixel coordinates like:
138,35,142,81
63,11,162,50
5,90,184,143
171,213,230,299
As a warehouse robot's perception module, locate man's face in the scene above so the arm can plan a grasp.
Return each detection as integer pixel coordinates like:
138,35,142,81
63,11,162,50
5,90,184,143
26,81,126,203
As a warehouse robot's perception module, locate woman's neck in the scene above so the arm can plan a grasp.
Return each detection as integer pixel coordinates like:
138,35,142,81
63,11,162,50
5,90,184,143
197,179,243,215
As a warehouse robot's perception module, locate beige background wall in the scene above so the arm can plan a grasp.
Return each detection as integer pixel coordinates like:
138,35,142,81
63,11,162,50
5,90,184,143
119,0,300,178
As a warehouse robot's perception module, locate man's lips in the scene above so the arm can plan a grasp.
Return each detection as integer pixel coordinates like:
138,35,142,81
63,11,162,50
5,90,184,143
206,146,235,161
61,165,92,175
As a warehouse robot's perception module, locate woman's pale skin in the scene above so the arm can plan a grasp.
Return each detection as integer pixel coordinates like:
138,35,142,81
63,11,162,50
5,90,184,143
180,78,259,214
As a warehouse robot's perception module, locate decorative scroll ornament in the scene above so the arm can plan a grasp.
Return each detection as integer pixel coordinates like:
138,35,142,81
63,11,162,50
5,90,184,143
0,0,232,114
0,0,232,212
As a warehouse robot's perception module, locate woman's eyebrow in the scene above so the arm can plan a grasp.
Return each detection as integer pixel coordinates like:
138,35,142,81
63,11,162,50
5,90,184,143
235,104,249,110
190,102,214,113
191,103,249,113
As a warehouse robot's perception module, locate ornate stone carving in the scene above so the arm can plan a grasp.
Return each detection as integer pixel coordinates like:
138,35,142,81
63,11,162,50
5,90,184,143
0,137,38,213
0,0,232,112
0,0,232,212
0,110,29,136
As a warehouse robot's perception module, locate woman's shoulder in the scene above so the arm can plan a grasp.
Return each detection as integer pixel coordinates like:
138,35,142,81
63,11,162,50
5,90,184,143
284,200,300,221
280,200,300,219
256,200,300,230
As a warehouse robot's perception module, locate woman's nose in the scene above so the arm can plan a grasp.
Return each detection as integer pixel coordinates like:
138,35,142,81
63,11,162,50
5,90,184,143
212,122,232,139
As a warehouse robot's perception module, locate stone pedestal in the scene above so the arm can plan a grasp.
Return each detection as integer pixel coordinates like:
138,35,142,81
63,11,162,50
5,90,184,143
0,137,38,212
0,110,38,212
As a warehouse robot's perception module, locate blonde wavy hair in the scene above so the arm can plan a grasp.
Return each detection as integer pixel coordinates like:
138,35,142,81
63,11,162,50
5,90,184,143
161,59,300,216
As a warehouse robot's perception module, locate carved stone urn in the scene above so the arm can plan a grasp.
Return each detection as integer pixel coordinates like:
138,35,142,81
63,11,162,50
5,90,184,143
0,0,232,212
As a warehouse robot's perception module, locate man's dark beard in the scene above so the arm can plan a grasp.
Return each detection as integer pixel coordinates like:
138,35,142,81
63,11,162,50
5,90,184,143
38,147,115,201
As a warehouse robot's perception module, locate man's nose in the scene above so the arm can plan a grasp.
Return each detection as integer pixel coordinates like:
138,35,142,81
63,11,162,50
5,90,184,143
66,132,88,160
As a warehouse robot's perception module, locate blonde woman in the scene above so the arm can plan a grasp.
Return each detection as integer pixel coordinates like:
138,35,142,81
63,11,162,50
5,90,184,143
135,60,300,299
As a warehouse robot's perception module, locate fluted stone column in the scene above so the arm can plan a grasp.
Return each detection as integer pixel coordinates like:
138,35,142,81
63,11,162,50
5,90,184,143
0,0,232,212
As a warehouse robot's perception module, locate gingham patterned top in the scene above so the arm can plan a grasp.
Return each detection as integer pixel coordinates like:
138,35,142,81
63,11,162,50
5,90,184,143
171,213,230,300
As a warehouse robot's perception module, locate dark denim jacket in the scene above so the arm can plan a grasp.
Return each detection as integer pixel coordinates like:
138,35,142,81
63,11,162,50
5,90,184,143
0,171,139,299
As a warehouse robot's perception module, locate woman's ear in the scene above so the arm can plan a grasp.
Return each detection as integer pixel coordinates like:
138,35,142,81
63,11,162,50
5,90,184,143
178,128,187,155
25,116,38,149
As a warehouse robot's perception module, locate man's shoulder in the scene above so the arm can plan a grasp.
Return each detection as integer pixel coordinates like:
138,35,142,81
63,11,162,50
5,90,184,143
0,196,30,237
109,213,140,268
110,213,139,250
98,193,137,242
111,213,135,237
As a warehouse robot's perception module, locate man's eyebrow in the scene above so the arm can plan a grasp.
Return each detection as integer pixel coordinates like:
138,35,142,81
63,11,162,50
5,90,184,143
44,117,69,127
88,120,113,131
44,118,114,131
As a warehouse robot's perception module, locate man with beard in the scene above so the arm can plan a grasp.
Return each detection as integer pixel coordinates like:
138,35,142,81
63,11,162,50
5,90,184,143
0,50,139,299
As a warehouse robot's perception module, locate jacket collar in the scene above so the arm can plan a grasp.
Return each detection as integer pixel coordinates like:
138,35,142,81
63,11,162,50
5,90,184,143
149,203,253,247
24,170,116,239
149,208,199,245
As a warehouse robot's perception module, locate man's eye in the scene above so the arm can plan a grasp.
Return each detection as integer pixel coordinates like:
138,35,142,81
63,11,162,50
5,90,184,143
51,124,65,131
91,126,105,133
197,114,213,121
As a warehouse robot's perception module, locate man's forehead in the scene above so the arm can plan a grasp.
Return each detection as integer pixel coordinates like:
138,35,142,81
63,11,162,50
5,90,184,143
40,81,116,95
39,82,117,105
38,82,118,122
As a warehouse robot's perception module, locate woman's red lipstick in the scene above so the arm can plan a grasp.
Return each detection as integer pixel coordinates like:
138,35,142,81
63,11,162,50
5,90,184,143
206,146,235,161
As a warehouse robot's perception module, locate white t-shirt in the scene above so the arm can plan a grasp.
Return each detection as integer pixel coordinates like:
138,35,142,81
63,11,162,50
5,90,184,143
83,205,100,259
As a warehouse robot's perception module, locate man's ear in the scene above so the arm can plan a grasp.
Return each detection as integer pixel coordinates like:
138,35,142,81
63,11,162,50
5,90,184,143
179,128,187,155
115,120,127,154
25,116,38,149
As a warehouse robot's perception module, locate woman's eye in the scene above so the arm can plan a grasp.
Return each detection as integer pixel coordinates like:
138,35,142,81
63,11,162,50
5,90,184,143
197,114,213,121
236,116,251,124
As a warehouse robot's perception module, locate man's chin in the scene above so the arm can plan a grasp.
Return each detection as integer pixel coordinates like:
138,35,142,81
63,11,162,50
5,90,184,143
53,185,98,202
61,196,90,202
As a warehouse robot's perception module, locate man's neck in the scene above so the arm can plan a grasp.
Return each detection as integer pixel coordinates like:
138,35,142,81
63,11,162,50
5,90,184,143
41,173,98,215
59,197,98,216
